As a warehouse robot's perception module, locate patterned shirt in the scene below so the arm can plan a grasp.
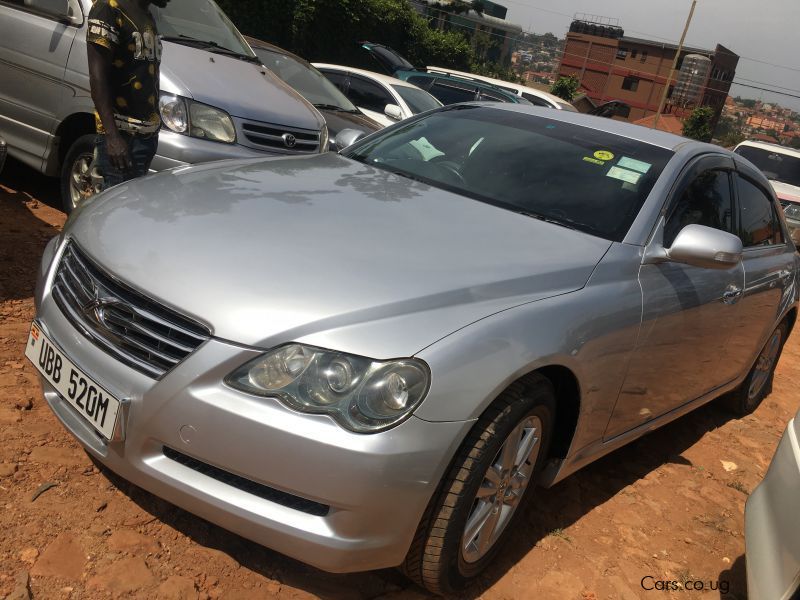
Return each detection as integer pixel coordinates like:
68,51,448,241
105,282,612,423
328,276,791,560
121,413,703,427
87,0,162,135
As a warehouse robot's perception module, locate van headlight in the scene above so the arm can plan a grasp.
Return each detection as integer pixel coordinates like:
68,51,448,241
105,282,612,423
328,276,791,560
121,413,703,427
225,344,430,433
159,94,236,144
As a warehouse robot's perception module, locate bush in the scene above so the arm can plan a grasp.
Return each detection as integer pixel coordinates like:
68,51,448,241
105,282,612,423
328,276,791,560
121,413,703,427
550,76,579,101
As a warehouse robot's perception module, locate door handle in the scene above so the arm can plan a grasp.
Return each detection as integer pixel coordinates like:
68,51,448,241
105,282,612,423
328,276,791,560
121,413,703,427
722,286,743,304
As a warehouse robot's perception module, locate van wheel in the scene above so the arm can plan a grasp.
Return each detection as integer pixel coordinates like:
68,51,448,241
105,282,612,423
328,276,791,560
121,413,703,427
60,134,97,214
728,320,788,416
401,375,554,595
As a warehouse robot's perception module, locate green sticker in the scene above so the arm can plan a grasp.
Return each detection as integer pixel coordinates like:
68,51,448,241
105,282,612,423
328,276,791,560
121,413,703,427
607,166,642,185
583,156,605,165
617,157,652,174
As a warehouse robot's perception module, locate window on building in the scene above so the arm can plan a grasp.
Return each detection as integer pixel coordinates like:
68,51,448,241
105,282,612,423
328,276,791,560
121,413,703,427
640,50,648,62
621,76,639,91
630,49,638,59
616,47,628,60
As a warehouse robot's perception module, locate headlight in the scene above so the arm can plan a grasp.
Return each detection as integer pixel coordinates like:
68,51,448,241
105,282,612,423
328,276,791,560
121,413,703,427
225,344,430,433
319,124,329,153
159,94,236,144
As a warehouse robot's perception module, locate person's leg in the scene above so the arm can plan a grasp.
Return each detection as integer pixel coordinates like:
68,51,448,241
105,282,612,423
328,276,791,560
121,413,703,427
92,134,127,191
128,135,159,179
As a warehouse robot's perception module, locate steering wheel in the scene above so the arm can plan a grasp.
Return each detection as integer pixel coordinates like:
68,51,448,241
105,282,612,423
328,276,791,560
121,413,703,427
432,160,466,185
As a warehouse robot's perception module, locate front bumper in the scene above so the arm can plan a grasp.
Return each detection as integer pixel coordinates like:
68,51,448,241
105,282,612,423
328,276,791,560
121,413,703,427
150,131,282,171
745,415,800,600
32,258,472,572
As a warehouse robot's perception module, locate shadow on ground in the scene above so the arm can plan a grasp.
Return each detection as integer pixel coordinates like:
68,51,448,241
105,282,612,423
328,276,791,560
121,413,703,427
0,158,62,302
95,399,739,599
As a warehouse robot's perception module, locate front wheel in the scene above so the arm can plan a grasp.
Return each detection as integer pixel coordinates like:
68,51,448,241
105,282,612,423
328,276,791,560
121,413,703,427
60,134,97,214
401,375,555,595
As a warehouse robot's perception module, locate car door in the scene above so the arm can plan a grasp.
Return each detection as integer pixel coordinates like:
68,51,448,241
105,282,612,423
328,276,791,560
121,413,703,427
725,166,796,376
0,0,80,168
605,155,745,439
344,74,396,126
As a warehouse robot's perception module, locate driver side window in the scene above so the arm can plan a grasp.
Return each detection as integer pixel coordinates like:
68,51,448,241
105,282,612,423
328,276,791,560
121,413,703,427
664,169,734,247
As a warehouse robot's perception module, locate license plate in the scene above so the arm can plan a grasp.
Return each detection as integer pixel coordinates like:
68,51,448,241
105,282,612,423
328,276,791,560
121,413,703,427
25,322,121,440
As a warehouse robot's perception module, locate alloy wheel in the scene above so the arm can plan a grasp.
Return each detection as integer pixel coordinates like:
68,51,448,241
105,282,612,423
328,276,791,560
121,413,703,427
748,328,783,402
461,415,542,564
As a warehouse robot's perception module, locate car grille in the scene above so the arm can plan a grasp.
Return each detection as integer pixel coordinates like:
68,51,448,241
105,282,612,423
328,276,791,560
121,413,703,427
240,120,320,153
52,242,211,379
163,447,330,517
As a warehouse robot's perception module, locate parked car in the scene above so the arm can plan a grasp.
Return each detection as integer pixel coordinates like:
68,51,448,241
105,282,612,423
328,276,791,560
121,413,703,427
27,104,798,595
0,0,325,213
313,64,443,127
0,135,6,175
246,37,382,145
745,407,800,600
425,66,577,111
342,41,526,106
734,141,800,245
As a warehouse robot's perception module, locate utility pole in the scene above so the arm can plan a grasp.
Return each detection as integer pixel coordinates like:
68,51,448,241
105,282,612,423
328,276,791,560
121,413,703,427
653,0,697,130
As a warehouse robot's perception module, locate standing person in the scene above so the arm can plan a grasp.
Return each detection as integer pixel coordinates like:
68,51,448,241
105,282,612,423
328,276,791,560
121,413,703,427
87,0,171,191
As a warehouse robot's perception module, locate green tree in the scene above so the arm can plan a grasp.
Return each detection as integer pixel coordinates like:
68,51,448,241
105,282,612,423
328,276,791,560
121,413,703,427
682,107,715,142
550,76,579,102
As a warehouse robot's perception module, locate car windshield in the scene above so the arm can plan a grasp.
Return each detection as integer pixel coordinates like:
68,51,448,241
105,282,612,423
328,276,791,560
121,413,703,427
253,47,357,112
152,0,254,58
344,106,674,241
735,146,800,188
391,85,442,114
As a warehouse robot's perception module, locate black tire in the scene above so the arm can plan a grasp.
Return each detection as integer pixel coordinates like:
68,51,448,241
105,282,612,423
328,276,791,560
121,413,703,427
727,320,789,417
401,374,555,595
60,133,97,214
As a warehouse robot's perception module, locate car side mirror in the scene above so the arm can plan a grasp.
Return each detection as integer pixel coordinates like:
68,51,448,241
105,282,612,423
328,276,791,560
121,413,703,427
24,0,71,18
667,224,743,269
384,104,403,121
333,128,366,151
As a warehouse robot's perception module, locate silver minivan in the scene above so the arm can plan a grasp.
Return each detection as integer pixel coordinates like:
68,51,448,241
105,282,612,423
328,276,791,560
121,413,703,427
0,0,327,211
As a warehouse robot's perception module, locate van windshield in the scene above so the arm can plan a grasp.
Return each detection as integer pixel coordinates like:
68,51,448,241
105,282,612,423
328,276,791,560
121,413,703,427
152,0,254,58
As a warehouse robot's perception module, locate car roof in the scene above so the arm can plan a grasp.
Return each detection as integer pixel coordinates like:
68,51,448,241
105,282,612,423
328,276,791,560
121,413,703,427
312,63,420,88
734,140,800,159
425,66,567,106
473,103,703,151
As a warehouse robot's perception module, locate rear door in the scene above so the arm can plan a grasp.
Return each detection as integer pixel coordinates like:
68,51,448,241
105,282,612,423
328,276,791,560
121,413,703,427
0,0,80,168
725,164,796,375
606,155,744,439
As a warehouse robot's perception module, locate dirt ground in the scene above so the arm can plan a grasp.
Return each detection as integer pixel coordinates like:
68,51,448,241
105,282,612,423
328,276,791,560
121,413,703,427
1,158,798,600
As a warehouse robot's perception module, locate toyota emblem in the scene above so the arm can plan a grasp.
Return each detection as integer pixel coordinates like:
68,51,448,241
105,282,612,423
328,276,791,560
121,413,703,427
282,133,297,148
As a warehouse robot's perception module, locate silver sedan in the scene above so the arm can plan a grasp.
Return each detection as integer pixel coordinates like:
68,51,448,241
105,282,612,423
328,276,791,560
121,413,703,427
27,104,798,594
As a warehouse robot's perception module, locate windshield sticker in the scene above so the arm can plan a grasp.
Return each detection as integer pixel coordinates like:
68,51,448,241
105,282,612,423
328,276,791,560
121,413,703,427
583,156,605,166
607,166,642,185
617,156,652,174
594,150,615,161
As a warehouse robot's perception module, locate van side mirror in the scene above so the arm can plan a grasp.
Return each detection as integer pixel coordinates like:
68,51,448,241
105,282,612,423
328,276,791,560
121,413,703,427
24,0,70,18
384,104,403,121
667,224,743,269
333,128,366,151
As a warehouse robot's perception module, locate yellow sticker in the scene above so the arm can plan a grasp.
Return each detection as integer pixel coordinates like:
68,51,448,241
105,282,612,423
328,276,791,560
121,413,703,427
594,150,615,161
583,156,605,166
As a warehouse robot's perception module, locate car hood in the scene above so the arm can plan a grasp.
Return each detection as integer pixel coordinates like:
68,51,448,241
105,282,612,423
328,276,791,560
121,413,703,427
160,41,324,132
770,180,800,204
65,154,611,358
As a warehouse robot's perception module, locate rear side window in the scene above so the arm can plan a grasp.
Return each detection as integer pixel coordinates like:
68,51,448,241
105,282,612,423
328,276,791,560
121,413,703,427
477,90,508,103
346,76,394,113
321,70,348,93
522,92,553,107
664,170,734,247
430,81,476,105
737,176,784,247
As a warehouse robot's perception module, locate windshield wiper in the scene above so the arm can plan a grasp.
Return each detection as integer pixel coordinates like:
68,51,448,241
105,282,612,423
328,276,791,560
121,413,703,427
516,210,604,237
161,35,261,64
313,103,360,114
